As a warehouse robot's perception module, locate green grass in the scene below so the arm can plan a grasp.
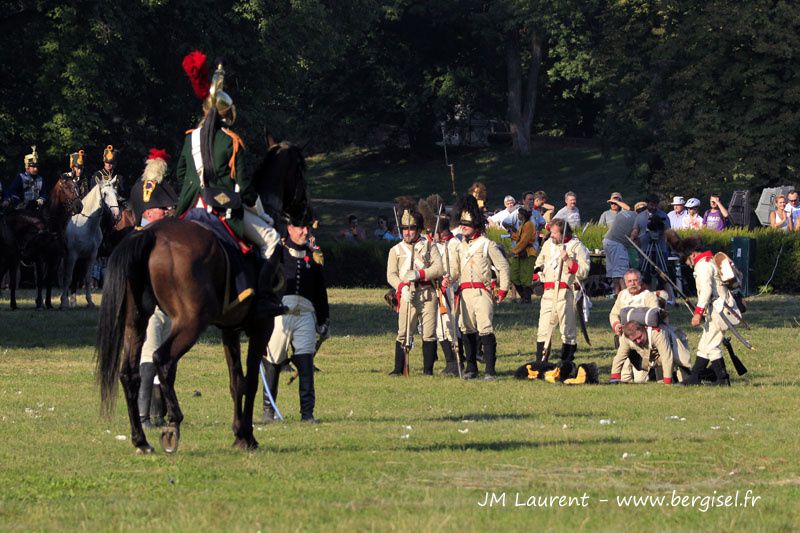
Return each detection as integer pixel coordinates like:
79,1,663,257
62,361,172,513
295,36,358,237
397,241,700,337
1,289,799,531
306,143,631,240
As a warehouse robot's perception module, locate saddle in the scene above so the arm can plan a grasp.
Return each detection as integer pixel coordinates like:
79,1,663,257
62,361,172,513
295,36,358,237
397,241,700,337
181,208,260,321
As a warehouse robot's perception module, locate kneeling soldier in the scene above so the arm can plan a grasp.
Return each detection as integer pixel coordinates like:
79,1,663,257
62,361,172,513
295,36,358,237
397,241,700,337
261,208,329,423
387,208,444,375
447,195,510,380
533,217,590,362
617,320,675,384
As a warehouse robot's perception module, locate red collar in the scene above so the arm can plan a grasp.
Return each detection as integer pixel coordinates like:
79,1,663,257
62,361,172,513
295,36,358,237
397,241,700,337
441,234,453,242
467,231,482,242
563,235,572,243
693,250,713,266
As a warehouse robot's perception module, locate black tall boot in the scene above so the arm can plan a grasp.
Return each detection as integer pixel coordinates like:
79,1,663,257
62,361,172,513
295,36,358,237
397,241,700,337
258,362,281,424
389,341,405,376
520,286,532,304
481,334,498,381
254,253,287,319
710,358,731,386
151,384,165,426
560,343,576,362
138,362,156,428
422,341,437,376
294,354,318,422
681,356,709,385
535,341,546,363
463,332,479,379
440,340,459,376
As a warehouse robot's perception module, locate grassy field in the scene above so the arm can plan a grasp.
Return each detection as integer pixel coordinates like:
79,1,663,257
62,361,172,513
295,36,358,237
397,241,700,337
305,142,631,240
1,288,799,531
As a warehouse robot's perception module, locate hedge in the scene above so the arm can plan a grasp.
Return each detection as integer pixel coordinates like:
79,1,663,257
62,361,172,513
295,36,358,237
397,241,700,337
318,226,800,292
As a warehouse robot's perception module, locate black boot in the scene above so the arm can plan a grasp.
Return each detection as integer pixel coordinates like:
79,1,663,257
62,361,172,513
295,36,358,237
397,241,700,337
481,334,498,381
294,354,318,423
422,341,437,376
560,343,576,362
535,341,546,363
258,362,280,424
520,286,532,304
681,356,709,385
389,341,405,376
254,254,287,319
710,358,731,386
138,362,156,428
440,340,459,376
151,384,165,427
463,333,479,379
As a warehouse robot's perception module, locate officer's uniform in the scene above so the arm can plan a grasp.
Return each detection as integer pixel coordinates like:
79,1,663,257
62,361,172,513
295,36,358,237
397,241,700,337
63,150,89,197
387,209,444,375
92,145,125,199
534,235,590,361
448,196,510,379
3,147,47,209
177,55,281,318
261,228,329,423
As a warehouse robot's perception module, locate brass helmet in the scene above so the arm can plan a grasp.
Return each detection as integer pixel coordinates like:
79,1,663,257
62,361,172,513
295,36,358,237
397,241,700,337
103,145,117,165
23,145,38,168
204,63,236,125
70,149,85,169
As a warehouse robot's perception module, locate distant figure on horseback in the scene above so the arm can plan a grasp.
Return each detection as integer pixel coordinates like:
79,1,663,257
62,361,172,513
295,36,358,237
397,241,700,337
93,145,127,200
2,146,47,210
63,150,90,197
176,50,284,318
96,50,310,454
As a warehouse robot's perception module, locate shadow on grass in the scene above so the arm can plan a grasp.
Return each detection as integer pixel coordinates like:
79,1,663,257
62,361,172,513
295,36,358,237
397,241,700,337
407,436,654,453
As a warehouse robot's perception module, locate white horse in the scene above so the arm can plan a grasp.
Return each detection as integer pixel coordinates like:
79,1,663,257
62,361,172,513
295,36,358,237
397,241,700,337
61,177,120,308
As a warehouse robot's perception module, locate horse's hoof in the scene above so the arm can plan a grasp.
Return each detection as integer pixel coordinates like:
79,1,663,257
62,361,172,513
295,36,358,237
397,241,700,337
160,426,180,454
232,436,259,451
86,302,95,309
135,443,155,455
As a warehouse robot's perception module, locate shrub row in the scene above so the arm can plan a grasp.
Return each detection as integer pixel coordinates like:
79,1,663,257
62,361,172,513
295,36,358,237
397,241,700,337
318,226,800,292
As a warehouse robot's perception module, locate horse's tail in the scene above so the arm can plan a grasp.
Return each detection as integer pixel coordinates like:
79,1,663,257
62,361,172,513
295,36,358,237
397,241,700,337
95,229,157,418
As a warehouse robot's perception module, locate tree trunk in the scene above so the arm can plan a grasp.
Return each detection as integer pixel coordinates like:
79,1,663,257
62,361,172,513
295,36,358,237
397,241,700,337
505,29,542,156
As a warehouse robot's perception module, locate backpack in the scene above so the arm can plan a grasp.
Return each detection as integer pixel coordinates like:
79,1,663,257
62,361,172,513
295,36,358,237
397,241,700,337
713,252,743,289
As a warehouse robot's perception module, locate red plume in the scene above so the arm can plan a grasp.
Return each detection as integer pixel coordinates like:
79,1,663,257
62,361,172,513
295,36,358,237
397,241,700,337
182,50,210,100
147,148,170,161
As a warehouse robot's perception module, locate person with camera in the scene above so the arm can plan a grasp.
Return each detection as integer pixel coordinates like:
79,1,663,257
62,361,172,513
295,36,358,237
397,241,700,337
339,214,367,241
702,194,729,231
630,194,674,302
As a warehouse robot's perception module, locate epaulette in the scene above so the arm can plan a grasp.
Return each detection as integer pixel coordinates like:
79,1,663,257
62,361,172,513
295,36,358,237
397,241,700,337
312,249,324,266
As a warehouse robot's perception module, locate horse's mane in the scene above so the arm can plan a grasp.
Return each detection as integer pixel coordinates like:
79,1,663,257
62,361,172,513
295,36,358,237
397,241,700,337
269,141,306,170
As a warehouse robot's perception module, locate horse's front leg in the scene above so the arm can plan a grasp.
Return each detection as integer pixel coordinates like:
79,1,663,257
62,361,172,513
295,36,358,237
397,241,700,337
60,253,75,308
34,259,44,310
84,248,99,308
8,261,18,310
119,317,152,454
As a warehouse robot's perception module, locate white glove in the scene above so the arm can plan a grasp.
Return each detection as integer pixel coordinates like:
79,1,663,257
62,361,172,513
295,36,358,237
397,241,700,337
316,321,330,340
36,198,45,206
405,270,420,282
400,286,412,304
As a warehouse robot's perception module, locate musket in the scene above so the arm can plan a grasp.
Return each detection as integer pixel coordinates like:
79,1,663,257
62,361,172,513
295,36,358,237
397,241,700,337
626,235,754,350
543,243,566,360
403,238,415,377
392,206,401,239
440,124,457,198
722,337,748,376
442,226,463,378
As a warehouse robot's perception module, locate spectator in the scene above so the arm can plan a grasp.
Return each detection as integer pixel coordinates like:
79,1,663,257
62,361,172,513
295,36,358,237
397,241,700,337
602,202,638,294
770,195,790,231
681,198,703,229
553,191,580,230
488,195,519,229
598,192,630,227
338,214,367,241
785,190,800,231
373,215,398,240
702,194,729,231
667,196,688,229
509,207,536,304
468,182,489,216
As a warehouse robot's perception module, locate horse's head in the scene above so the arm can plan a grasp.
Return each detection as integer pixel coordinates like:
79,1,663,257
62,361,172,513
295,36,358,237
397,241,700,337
52,177,83,215
97,176,121,220
251,141,309,229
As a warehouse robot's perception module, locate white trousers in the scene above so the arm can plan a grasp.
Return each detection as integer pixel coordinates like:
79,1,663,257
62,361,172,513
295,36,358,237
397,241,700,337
242,209,280,259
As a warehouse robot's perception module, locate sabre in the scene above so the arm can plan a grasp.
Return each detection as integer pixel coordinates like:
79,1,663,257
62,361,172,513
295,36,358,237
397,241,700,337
392,206,401,239
287,335,327,386
259,360,284,421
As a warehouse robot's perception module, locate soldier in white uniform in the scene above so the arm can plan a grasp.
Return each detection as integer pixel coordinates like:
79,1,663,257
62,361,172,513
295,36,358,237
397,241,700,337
446,195,510,380
619,320,675,384
434,213,463,376
386,208,444,375
532,217,590,362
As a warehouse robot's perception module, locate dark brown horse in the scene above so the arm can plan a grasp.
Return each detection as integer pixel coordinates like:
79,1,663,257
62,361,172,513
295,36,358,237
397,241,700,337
96,141,309,454
0,177,83,309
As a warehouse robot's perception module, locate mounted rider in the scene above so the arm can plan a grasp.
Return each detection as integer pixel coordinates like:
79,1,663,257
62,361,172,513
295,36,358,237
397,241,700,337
63,150,89,197
176,50,283,317
93,145,125,199
2,146,47,210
